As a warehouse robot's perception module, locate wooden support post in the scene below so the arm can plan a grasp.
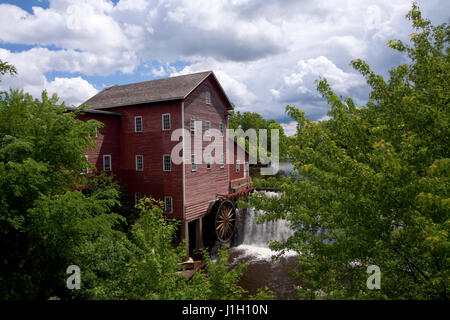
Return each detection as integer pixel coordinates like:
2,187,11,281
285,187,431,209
195,218,203,250
181,221,189,258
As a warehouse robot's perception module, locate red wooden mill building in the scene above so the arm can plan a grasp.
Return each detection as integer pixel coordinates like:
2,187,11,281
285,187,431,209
75,71,252,255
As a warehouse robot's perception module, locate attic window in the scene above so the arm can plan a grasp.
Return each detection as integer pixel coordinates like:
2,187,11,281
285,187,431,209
206,91,211,104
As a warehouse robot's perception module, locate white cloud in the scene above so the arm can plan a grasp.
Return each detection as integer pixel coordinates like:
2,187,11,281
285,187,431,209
281,121,298,136
0,0,448,121
44,77,98,106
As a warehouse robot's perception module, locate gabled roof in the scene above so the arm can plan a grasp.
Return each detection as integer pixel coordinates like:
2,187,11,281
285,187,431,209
80,71,233,110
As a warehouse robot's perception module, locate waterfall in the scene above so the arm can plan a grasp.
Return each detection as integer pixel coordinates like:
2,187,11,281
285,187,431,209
231,191,297,261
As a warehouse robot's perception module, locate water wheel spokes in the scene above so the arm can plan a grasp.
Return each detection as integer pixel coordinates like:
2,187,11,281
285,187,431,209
215,200,236,242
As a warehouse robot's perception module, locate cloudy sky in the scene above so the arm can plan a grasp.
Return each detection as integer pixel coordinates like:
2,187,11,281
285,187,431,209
0,0,448,134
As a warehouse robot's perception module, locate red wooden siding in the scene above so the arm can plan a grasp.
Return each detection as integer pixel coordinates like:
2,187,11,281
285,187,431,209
183,76,230,222
78,114,121,173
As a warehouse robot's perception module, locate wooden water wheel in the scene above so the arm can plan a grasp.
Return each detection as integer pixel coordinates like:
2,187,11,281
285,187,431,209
215,200,236,242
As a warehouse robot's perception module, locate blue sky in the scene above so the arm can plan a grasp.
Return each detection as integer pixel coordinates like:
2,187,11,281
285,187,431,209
0,0,448,135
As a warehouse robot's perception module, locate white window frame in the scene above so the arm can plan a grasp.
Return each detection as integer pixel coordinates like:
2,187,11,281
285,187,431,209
162,113,171,131
136,155,143,171
236,160,240,173
103,154,112,171
191,154,197,172
135,192,142,205
205,121,211,137
206,155,211,169
190,119,196,134
164,196,173,214
163,154,171,172
206,91,211,104
219,123,224,137
134,116,143,132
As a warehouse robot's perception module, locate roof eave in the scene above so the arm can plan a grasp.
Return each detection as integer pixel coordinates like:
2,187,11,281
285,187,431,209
80,97,184,110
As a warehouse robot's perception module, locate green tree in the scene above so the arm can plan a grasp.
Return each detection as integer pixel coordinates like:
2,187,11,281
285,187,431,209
82,197,273,300
0,59,17,82
0,88,109,298
249,5,449,299
228,110,289,164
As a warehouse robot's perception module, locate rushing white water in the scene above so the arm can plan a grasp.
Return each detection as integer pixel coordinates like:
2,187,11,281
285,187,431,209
231,192,298,261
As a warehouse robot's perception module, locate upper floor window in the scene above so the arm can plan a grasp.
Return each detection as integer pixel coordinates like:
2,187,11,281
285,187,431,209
220,154,225,168
163,154,171,172
164,196,173,214
135,192,142,206
191,154,197,171
206,91,211,104
236,160,240,173
136,155,143,171
219,123,224,137
205,121,211,137
162,113,171,131
103,154,112,171
135,116,142,132
190,119,196,134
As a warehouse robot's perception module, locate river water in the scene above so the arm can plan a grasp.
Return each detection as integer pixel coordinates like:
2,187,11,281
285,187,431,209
228,193,301,300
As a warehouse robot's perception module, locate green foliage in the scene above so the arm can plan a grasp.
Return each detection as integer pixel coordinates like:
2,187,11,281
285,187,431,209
228,110,289,163
0,59,17,83
79,198,273,300
249,5,449,299
0,88,106,299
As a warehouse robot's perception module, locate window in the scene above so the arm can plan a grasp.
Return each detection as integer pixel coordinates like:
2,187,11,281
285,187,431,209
83,155,89,174
103,154,111,171
190,119,196,134
236,160,240,173
205,121,211,137
136,155,143,171
162,113,171,131
206,91,211,104
163,154,171,172
164,196,173,214
206,155,211,169
135,116,142,132
219,123,224,137
220,154,225,168
191,154,197,171
95,127,99,137
135,192,142,205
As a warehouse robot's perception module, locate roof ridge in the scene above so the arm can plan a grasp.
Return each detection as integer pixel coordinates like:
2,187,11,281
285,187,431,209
101,70,212,91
